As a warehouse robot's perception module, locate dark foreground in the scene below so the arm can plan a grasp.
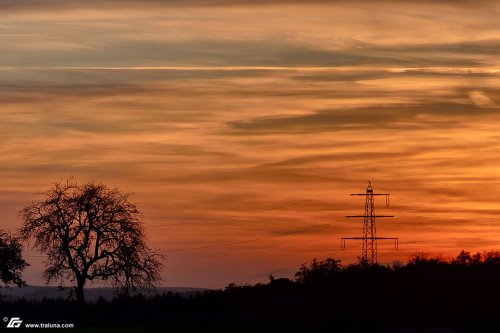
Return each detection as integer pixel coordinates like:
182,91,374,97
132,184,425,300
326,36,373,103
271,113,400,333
2,251,500,332
9,326,462,333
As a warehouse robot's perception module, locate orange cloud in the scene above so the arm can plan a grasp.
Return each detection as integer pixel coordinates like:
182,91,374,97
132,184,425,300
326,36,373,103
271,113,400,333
1,1,500,287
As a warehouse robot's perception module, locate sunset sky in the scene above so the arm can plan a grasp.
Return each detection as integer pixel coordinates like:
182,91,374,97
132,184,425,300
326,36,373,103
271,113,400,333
1,0,500,288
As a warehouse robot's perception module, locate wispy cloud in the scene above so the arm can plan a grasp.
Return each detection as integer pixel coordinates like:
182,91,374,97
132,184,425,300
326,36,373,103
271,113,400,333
1,0,500,287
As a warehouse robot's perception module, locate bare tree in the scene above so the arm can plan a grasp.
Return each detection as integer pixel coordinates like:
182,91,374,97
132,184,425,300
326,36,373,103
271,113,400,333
0,231,28,287
19,179,162,306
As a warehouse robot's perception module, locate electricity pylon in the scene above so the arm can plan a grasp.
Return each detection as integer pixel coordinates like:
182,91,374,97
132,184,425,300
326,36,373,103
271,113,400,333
341,182,398,265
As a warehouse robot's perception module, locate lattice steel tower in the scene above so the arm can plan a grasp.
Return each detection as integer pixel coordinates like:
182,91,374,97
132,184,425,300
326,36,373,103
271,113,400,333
341,182,398,265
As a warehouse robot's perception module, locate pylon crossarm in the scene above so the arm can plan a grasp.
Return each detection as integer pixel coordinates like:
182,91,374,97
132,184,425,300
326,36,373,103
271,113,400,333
346,215,394,218
341,237,366,249
341,237,369,250
374,237,399,250
350,194,390,196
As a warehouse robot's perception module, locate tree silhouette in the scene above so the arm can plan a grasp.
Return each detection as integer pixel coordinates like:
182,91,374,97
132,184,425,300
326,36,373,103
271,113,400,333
19,179,162,306
0,231,28,287
294,257,342,284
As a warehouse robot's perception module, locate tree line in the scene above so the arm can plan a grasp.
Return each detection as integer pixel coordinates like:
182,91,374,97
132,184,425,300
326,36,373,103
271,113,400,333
2,251,500,331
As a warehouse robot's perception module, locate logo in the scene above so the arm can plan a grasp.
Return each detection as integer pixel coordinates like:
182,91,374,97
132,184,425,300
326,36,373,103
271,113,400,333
6,317,23,328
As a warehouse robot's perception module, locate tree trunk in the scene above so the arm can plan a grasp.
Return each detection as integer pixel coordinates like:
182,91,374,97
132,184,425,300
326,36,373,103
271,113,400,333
76,279,86,325
76,280,85,306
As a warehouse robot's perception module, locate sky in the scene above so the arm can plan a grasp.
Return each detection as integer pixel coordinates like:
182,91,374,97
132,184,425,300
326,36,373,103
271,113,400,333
1,0,500,288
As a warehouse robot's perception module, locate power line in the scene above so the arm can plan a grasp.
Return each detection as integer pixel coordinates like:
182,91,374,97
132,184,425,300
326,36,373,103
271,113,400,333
148,199,315,228
376,186,465,243
385,204,464,246
147,188,348,228
161,222,335,253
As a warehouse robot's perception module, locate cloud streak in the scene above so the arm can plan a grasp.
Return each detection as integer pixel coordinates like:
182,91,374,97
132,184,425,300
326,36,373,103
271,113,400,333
1,0,500,287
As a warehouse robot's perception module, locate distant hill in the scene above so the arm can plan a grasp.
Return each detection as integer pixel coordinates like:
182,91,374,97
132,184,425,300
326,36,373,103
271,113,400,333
0,286,208,302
